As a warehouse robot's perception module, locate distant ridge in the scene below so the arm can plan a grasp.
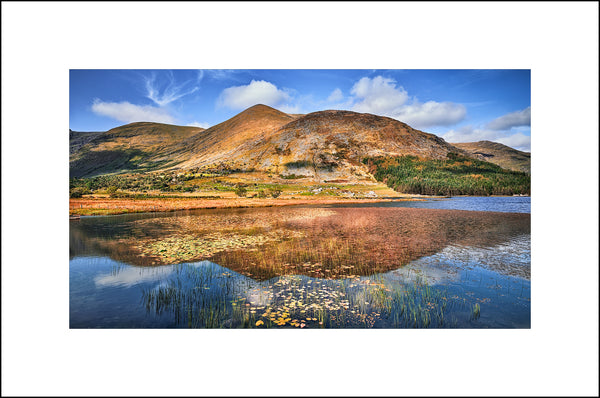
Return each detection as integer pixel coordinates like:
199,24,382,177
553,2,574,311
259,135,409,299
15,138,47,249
69,122,204,177
452,140,530,173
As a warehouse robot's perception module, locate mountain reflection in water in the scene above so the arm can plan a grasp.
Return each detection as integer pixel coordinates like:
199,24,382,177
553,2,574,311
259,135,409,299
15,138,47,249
70,204,530,328
71,206,529,281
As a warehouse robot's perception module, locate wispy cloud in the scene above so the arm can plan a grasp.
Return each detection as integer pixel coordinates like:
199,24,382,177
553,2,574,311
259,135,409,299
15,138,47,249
441,125,530,152
217,80,291,110
91,99,175,124
486,107,531,130
205,69,242,81
144,71,199,107
348,76,466,129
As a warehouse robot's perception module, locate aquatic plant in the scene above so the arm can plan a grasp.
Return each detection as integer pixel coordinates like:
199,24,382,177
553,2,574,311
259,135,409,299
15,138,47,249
471,303,481,320
141,264,473,329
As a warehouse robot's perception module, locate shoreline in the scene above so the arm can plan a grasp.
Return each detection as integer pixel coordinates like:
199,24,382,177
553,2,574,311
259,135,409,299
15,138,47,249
68,196,422,216
68,194,529,217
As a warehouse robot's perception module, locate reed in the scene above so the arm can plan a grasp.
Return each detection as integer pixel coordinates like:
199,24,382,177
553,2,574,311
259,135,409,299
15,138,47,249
472,303,481,320
140,262,475,328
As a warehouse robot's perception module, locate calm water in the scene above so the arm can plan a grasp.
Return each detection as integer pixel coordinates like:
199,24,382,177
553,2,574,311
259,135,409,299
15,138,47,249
70,197,530,328
330,195,531,213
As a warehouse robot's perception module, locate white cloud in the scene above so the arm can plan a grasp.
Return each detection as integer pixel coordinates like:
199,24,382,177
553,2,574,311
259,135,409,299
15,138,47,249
327,88,343,103
495,132,531,151
91,100,175,124
94,266,174,288
395,101,467,129
486,107,531,130
348,76,466,129
187,121,210,129
351,76,409,114
441,125,530,152
144,72,199,107
442,125,496,142
217,80,290,110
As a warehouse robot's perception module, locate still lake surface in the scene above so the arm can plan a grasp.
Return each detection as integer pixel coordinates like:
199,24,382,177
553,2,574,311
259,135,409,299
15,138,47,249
70,196,530,328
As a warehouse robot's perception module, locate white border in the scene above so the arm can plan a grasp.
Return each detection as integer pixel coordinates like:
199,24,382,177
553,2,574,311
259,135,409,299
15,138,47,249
2,2,598,396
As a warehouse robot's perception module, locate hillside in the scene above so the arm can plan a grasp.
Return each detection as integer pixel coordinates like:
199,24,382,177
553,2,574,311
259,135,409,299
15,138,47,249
451,140,530,174
174,104,301,167
70,105,529,185
70,122,205,177
215,109,468,182
69,129,104,154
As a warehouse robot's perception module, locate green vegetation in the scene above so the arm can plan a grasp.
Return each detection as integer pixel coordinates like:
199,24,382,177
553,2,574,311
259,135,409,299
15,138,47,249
472,303,481,320
255,188,281,198
234,184,248,197
284,159,336,172
69,187,91,198
363,153,530,196
69,170,216,194
69,167,295,196
72,172,183,192
69,148,180,178
279,173,306,179
285,160,314,169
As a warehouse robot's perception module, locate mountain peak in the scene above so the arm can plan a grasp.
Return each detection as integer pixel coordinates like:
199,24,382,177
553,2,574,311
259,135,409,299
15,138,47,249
233,104,291,119
245,103,277,111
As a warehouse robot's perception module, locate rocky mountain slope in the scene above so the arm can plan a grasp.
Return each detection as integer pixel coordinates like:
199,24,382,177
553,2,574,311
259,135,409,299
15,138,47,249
71,104,523,182
451,140,530,173
181,107,464,182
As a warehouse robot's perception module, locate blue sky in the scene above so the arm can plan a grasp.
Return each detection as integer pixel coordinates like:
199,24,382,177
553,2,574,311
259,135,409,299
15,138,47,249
70,69,531,151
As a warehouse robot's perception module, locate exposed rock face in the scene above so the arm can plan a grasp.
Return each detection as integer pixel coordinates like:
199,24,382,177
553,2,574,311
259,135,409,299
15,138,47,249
235,109,466,182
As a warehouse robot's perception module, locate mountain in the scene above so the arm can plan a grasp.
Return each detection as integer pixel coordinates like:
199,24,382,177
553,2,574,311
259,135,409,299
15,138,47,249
187,109,465,182
451,141,530,173
174,104,302,167
71,105,523,182
70,122,205,177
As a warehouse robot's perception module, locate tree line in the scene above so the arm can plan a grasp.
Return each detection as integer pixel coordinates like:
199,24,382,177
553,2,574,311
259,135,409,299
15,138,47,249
362,153,530,196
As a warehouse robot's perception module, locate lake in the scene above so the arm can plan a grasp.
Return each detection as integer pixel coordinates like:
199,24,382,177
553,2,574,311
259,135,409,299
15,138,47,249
70,196,530,328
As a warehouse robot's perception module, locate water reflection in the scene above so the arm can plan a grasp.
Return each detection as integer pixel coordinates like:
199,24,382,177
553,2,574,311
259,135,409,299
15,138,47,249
70,204,530,328
94,264,176,288
71,206,530,280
